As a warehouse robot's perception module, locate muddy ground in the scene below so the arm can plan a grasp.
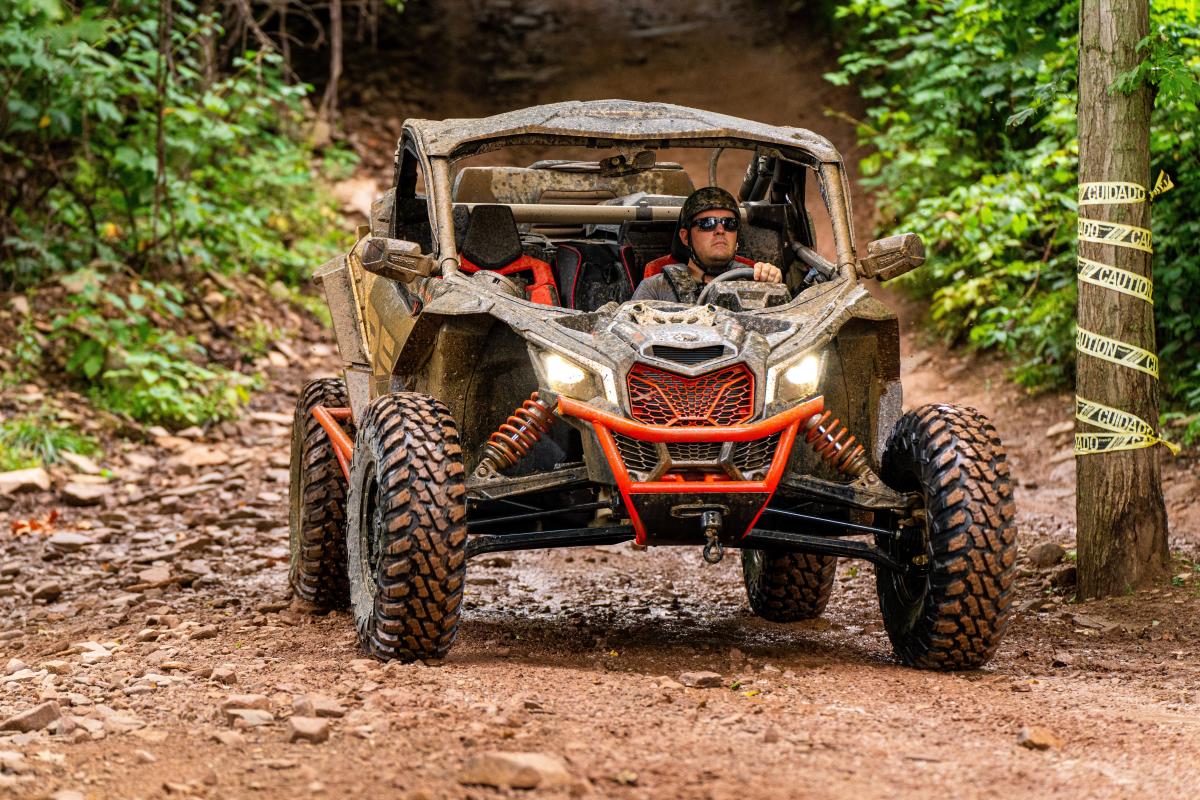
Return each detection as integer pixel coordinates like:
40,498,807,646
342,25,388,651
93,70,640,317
2,1,1199,798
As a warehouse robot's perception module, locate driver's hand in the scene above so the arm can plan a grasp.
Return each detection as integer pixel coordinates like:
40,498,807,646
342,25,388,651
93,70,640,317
753,261,783,283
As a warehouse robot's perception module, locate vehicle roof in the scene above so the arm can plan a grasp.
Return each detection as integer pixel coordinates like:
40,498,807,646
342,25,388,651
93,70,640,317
403,99,843,164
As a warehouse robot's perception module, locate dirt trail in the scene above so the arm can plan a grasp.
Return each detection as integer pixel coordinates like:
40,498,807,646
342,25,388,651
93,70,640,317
1,1,1199,798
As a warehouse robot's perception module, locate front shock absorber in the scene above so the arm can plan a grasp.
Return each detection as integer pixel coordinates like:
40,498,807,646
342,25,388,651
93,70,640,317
477,391,556,475
804,410,869,477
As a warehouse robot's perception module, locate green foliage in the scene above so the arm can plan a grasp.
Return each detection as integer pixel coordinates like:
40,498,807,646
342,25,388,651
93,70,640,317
0,411,100,471
49,270,257,427
0,0,351,288
826,0,1200,438
0,0,354,430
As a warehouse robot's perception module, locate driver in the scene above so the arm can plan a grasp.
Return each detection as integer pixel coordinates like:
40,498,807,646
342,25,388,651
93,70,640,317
631,186,783,303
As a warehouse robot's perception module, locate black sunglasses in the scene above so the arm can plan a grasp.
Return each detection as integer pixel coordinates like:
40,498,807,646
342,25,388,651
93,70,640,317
691,215,739,232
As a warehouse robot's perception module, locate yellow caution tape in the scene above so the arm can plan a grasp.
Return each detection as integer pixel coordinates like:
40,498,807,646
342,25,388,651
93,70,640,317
1076,326,1159,378
1076,256,1154,304
1077,217,1153,253
1150,170,1175,201
1074,396,1180,456
1073,176,1176,457
1079,181,1147,206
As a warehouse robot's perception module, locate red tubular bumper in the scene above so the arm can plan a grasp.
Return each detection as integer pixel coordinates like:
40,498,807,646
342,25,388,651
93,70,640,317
311,406,354,480
557,395,824,544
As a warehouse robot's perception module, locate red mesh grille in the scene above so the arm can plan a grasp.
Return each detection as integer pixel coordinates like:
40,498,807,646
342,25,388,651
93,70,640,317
627,363,754,427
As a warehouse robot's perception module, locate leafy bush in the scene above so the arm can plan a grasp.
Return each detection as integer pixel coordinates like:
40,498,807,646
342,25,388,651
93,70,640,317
0,0,353,429
47,271,257,427
825,0,1200,436
0,0,351,288
0,412,101,471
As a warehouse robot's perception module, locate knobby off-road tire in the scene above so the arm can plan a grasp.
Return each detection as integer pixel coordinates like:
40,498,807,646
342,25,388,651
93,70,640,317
878,404,1017,670
289,378,353,609
346,393,467,662
742,549,837,622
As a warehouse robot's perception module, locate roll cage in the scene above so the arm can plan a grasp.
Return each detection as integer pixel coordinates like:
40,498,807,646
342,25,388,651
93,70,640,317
389,100,860,283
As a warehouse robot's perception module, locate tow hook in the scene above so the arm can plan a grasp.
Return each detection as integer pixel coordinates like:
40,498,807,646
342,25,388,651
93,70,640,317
701,510,724,564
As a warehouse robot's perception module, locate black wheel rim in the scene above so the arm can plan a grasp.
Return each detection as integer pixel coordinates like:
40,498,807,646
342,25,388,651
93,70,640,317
743,548,764,584
358,463,381,602
882,504,933,624
288,421,306,585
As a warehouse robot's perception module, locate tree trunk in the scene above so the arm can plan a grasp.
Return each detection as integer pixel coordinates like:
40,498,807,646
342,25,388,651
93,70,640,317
199,0,215,91
1076,0,1168,597
320,0,343,124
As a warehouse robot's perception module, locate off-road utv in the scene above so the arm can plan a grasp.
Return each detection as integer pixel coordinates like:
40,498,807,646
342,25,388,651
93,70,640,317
289,100,1016,670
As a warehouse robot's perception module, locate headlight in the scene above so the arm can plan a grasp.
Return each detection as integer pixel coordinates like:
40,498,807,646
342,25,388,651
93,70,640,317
527,340,620,405
784,355,820,394
543,353,587,390
765,350,824,404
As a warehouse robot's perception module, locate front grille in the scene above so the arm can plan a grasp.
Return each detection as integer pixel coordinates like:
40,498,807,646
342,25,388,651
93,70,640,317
651,345,727,365
666,442,724,463
627,363,754,427
614,433,658,474
732,432,780,475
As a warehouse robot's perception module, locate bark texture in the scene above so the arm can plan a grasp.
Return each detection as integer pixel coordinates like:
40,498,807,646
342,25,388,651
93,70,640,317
1076,0,1169,597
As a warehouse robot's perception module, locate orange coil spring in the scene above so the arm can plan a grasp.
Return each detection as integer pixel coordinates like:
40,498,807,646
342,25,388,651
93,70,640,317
804,411,869,477
480,392,556,470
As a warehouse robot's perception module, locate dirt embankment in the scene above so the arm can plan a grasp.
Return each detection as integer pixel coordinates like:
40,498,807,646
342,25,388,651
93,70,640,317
0,1,1198,798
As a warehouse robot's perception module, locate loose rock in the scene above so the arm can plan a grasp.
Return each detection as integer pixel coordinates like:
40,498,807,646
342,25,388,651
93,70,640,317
30,582,63,602
210,664,237,684
227,709,274,728
222,694,270,712
457,751,572,790
59,452,101,475
1017,726,1063,750
678,671,724,688
211,730,246,747
0,701,62,733
61,482,107,507
0,467,51,495
138,566,172,585
288,716,330,744
1027,542,1067,569
48,532,92,552
191,626,220,642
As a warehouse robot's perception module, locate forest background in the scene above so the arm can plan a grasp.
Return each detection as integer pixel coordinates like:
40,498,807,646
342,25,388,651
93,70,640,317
0,0,1198,470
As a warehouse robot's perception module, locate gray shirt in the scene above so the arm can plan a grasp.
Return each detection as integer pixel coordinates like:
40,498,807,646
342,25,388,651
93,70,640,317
631,273,679,302
631,263,701,304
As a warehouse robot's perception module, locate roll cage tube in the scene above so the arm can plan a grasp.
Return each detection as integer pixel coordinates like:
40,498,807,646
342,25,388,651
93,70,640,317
420,148,858,282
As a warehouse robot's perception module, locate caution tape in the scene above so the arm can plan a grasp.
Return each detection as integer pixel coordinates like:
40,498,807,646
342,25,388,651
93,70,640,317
1150,170,1175,200
1076,217,1153,253
1076,256,1154,304
1079,181,1147,206
1073,175,1177,457
1079,172,1175,205
1073,397,1180,456
1076,326,1159,378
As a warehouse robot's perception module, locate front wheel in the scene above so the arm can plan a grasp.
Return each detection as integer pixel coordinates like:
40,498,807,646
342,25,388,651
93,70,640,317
346,393,468,662
876,404,1017,670
742,549,837,622
288,378,353,609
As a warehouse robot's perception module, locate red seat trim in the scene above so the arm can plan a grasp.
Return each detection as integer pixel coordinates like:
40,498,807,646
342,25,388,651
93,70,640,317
459,253,560,306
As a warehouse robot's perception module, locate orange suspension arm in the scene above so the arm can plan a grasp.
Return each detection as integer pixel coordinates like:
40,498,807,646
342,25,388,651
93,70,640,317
312,406,354,480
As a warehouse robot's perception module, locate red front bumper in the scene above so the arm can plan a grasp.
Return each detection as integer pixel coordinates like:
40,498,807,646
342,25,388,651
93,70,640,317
558,395,824,545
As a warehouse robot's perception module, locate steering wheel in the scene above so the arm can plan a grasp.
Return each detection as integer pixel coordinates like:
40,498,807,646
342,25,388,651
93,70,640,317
697,267,756,305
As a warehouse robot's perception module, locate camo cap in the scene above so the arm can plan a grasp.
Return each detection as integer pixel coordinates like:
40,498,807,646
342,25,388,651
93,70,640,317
680,186,739,228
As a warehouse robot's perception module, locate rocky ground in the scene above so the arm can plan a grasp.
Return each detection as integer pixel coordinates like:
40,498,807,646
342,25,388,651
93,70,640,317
2,0,1199,797
0,310,1197,800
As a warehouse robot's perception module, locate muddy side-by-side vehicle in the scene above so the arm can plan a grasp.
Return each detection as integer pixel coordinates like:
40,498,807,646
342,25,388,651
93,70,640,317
288,100,1017,670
